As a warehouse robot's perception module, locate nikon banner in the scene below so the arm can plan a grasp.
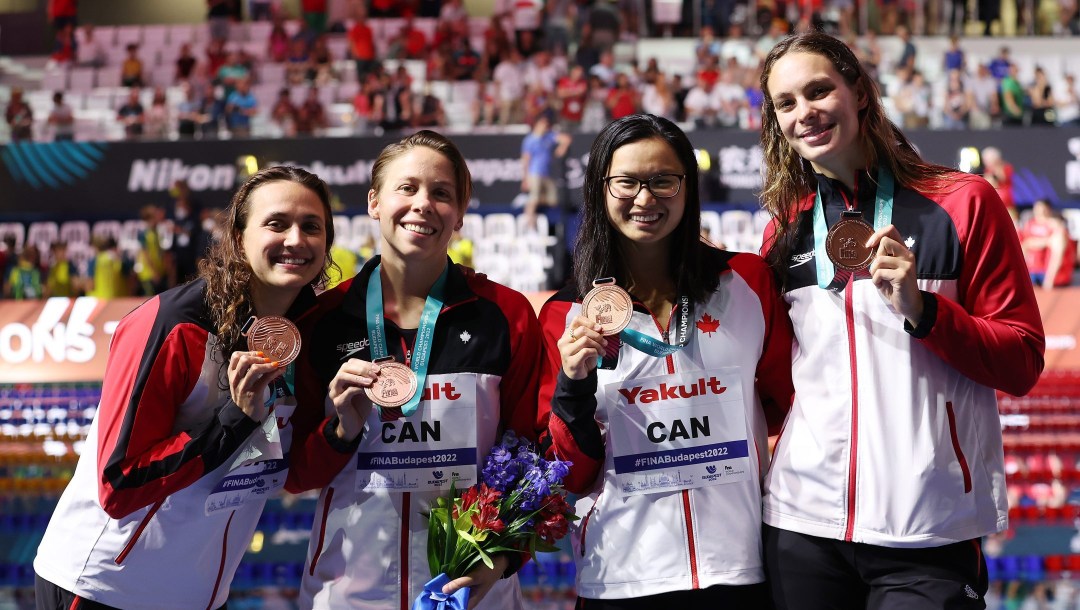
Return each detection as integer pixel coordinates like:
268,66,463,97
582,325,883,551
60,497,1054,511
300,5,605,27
3,128,1080,220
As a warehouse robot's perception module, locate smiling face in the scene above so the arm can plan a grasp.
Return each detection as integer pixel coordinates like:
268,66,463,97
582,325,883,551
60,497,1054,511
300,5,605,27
604,138,686,249
368,146,463,267
242,180,329,305
767,51,868,183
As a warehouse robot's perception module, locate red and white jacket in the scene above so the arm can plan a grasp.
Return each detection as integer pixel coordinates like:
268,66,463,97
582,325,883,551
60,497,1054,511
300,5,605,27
34,279,353,610
296,258,545,610
539,248,794,599
762,171,1045,548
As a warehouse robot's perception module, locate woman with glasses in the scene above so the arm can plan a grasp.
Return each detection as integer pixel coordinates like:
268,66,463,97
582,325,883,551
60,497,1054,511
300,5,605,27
537,113,794,608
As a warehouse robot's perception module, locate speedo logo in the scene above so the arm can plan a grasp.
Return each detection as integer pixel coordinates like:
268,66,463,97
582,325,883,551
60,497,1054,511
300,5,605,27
338,338,371,360
791,251,814,267
618,377,727,405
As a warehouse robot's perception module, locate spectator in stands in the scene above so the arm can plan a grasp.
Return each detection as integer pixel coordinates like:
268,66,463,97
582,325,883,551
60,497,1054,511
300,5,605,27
176,42,198,82
449,37,482,81
2,91,34,142
895,69,932,129
270,87,298,136
605,72,639,121
135,204,167,296
373,71,414,131
51,23,77,65
306,34,336,84
249,0,273,20
387,16,429,60
47,92,75,142
207,0,234,42
225,76,258,138
556,64,589,130
1000,63,1026,127
524,48,560,94
120,43,144,88
473,80,497,126
267,19,290,63
0,234,16,293
351,76,376,133
520,111,572,231
414,83,447,127
684,75,722,128
34,165,350,610
574,23,601,72
968,62,1000,129
45,241,76,298
896,24,917,70
76,24,105,68
5,244,42,300
589,50,617,88
981,146,1016,218
585,0,620,51
294,87,328,135
84,234,125,298
286,37,312,85
1028,66,1057,126
580,73,610,132
1020,199,1076,289
941,68,972,129
989,45,1013,81
205,38,228,78
1057,73,1080,126
758,31,1044,610
169,179,204,285
640,71,675,119
301,0,328,34
217,48,250,97
48,0,77,33
492,48,526,125
144,87,171,140
176,81,208,139
347,6,377,82
755,18,789,62
117,88,145,140
943,34,965,72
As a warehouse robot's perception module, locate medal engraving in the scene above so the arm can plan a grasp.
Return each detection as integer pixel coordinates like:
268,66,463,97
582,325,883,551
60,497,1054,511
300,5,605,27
365,360,418,408
582,279,634,336
245,316,302,366
825,218,875,272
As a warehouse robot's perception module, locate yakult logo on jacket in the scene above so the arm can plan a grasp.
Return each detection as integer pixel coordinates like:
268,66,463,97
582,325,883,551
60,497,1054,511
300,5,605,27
618,377,727,405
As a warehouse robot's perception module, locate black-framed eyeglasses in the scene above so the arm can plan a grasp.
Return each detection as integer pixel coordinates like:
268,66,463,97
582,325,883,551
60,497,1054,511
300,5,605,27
604,174,685,200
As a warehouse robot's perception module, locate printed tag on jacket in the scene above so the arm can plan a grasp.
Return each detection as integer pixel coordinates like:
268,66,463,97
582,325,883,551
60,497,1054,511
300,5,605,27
356,374,478,492
607,369,751,496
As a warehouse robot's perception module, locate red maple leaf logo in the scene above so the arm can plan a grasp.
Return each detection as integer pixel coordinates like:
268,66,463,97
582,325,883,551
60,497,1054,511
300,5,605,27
696,314,720,336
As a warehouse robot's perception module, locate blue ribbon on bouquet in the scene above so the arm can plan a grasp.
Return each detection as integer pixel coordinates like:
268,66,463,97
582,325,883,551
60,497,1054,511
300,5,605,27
411,573,470,610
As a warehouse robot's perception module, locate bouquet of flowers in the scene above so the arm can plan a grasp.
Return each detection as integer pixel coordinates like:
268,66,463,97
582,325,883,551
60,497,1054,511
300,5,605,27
413,431,577,610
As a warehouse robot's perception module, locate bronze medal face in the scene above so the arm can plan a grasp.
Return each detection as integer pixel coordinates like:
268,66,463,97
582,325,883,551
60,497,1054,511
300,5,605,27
582,284,634,336
364,361,418,408
825,218,875,272
245,316,302,366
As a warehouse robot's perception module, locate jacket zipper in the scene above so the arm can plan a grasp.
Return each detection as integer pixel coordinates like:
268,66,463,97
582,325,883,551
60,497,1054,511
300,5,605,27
652,301,699,589
308,486,336,575
945,402,973,493
113,499,164,564
843,278,860,542
204,510,235,610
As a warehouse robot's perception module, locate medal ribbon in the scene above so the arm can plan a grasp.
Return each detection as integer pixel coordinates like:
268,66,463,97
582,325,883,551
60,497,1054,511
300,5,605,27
598,295,693,367
365,263,449,417
812,167,895,291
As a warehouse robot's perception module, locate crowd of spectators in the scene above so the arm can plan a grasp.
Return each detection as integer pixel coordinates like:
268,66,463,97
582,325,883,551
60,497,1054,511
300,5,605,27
4,0,1080,143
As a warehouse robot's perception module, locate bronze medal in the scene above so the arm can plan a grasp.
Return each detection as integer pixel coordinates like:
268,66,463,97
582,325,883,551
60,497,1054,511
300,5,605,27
825,218,875,272
364,360,418,409
245,316,302,366
582,279,634,336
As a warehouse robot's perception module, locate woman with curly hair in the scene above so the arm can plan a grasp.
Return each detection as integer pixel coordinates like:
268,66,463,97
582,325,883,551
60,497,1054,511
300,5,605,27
34,166,365,610
757,31,1044,609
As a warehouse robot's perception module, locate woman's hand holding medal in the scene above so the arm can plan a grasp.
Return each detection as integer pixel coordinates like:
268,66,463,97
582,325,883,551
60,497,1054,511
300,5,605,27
328,358,382,443
228,350,287,422
866,223,924,327
560,316,608,380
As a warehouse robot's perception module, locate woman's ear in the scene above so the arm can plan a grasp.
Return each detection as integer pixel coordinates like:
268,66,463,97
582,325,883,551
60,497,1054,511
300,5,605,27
367,189,379,219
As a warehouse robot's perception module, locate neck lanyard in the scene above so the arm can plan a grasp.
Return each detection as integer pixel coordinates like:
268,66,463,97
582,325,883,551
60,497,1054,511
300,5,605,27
812,167,894,291
598,295,693,368
365,263,448,416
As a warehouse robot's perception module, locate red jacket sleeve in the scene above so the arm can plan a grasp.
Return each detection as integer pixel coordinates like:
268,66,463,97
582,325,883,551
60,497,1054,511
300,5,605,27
96,297,259,519
919,176,1045,396
727,253,795,435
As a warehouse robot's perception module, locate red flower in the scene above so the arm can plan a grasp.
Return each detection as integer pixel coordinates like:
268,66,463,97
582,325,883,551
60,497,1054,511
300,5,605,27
538,493,571,520
456,483,502,519
472,503,505,534
536,513,568,543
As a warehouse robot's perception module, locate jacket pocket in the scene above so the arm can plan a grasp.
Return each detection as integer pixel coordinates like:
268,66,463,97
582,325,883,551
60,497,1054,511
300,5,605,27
114,500,164,564
945,402,972,494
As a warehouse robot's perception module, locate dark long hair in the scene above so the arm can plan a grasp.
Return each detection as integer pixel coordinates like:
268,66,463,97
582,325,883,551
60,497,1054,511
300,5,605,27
573,114,717,303
198,165,335,358
758,31,953,281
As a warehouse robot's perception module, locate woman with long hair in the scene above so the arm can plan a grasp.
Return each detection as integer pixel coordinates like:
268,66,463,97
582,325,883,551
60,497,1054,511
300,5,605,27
296,130,545,609
758,31,1045,609
539,113,793,608
34,166,363,610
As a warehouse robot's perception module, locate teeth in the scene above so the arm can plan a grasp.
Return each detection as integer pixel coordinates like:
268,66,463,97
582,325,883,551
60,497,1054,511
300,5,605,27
403,223,435,235
277,257,308,265
631,214,661,222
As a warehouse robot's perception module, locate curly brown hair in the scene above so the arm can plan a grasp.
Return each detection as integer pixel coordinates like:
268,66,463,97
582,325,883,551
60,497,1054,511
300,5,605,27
197,165,335,359
758,31,954,284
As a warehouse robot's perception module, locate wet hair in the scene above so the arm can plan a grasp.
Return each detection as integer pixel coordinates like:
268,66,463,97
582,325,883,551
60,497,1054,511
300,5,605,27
369,129,473,210
758,30,953,285
573,113,717,303
198,165,335,358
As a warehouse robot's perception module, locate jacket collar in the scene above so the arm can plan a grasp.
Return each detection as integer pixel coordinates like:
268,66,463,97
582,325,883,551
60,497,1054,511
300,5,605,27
340,255,474,321
813,167,880,211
